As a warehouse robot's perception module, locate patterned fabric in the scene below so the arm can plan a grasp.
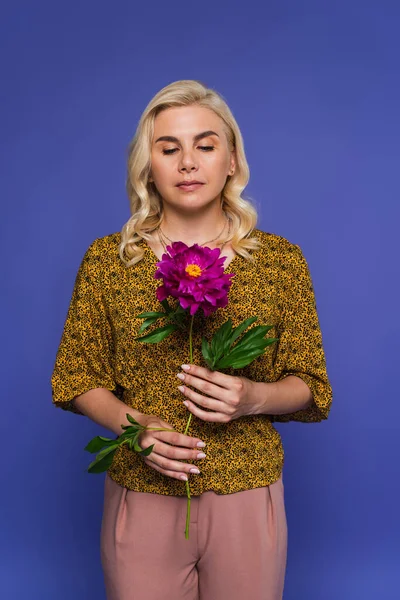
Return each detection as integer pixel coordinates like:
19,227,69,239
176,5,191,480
51,229,333,496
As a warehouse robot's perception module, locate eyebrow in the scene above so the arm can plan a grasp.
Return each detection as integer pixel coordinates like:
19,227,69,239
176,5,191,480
154,130,220,144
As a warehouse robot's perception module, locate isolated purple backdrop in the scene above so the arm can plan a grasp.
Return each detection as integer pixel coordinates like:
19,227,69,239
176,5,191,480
1,1,399,598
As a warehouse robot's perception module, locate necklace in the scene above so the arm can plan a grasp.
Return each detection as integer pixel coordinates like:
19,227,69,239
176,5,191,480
158,216,230,246
157,217,232,255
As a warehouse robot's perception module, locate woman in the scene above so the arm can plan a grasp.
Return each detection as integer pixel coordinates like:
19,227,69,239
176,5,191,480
51,79,333,600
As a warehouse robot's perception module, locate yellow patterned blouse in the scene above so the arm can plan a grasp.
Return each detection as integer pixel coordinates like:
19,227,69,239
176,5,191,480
51,228,332,496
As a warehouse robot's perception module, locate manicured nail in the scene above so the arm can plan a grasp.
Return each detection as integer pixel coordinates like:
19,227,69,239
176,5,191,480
181,364,190,371
196,453,206,459
197,441,206,448
189,468,200,474
179,474,188,481
176,373,185,380
178,386,185,393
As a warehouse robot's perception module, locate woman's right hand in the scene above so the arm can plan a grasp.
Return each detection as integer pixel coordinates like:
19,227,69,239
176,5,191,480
137,414,206,481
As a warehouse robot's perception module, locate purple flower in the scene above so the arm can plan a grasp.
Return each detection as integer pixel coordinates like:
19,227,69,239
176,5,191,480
154,242,235,316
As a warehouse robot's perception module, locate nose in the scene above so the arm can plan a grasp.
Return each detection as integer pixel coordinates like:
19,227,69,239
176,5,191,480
179,149,198,173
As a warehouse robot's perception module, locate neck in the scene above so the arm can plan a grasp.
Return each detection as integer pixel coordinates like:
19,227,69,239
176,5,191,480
159,205,228,245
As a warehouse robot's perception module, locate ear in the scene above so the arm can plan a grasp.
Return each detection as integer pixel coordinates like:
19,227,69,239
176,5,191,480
228,151,236,176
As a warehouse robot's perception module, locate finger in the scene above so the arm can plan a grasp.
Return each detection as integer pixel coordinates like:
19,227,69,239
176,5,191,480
150,439,207,462
178,384,230,414
183,399,231,423
143,458,190,481
142,428,206,449
180,364,234,390
143,452,202,477
177,371,230,402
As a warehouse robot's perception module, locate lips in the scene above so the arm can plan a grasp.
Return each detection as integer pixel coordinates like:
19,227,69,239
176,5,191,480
177,182,203,187
176,182,204,192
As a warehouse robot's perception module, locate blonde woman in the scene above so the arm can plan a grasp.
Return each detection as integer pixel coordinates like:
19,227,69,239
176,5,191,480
51,79,333,600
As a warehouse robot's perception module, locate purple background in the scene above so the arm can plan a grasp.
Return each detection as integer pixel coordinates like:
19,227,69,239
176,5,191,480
2,0,399,598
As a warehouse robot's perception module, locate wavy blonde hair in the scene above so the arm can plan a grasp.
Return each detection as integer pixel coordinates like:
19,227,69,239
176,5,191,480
120,79,261,266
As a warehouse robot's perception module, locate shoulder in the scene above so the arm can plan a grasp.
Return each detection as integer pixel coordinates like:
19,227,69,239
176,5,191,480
251,228,309,281
82,231,122,262
78,232,123,278
252,227,303,258
85,231,121,254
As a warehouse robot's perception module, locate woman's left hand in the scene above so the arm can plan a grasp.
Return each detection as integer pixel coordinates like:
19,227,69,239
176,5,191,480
176,364,261,423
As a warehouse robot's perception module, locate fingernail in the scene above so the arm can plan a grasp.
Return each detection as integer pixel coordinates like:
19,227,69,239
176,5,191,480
197,441,206,448
181,364,190,371
189,468,200,474
176,373,185,380
178,386,185,393
179,474,188,481
197,453,206,459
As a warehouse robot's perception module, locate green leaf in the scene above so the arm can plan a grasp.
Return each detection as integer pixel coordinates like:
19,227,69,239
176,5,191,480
174,303,187,315
201,337,213,367
94,442,120,459
139,317,161,333
117,431,136,442
87,451,116,474
84,436,117,453
216,318,233,343
133,439,143,453
215,345,274,370
120,424,136,432
215,351,250,369
227,357,263,369
125,413,143,427
87,444,119,473
136,311,166,319
139,443,155,456
167,303,190,328
228,335,276,358
135,324,178,343
228,316,259,346
230,325,272,351
127,433,154,456
213,318,233,356
160,298,172,314
210,327,218,356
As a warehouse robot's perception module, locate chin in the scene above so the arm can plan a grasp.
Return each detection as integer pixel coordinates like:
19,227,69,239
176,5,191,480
163,193,219,209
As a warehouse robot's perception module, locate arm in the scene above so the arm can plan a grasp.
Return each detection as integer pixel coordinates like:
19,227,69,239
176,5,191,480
268,243,333,422
176,365,314,422
246,374,313,416
74,387,208,482
51,239,119,415
178,243,333,423
73,388,147,437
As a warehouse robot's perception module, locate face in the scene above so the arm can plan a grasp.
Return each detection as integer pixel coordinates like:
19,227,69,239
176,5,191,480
149,105,236,213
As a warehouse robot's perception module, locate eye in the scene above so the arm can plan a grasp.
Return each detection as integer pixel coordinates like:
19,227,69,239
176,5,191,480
162,148,178,155
161,145,215,155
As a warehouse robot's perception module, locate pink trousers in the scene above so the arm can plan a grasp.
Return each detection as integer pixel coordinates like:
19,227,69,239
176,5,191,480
100,473,287,600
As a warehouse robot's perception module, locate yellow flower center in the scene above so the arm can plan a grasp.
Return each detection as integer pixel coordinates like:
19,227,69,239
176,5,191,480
185,263,202,277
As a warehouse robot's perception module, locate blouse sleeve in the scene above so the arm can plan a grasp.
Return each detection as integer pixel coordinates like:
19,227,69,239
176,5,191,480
270,244,333,423
50,239,117,415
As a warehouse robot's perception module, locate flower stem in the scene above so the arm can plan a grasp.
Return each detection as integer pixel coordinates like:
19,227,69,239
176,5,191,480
146,427,176,432
184,313,195,538
184,314,195,435
185,480,191,539
189,313,194,362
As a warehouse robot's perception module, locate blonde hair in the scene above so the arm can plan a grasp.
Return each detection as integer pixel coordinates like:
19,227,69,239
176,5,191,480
120,79,261,266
